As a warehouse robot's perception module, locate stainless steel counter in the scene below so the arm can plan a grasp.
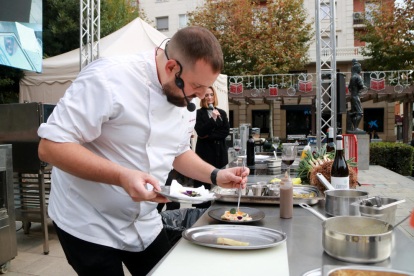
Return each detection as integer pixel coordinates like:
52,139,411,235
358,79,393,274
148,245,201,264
198,201,414,275
150,200,414,276
149,157,414,275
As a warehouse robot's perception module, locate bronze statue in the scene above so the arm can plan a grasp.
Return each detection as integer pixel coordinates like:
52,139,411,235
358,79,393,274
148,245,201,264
346,59,366,134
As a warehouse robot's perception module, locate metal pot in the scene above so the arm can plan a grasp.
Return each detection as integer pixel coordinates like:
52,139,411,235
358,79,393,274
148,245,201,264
317,173,368,216
300,203,394,263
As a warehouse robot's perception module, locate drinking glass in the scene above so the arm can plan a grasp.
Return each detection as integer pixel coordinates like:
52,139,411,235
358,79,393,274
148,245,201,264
282,143,298,176
272,136,280,160
233,139,242,165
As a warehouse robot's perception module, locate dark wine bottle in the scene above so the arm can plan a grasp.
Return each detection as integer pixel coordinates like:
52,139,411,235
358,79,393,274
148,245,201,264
326,127,335,153
246,128,255,166
331,135,349,189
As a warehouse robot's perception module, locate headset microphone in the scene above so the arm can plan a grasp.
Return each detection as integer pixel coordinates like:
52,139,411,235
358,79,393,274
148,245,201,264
175,75,196,112
208,104,222,121
164,41,196,112
183,91,196,112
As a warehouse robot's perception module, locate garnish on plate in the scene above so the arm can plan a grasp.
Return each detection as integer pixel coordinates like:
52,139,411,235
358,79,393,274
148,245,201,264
179,190,201,197
221,209,252,221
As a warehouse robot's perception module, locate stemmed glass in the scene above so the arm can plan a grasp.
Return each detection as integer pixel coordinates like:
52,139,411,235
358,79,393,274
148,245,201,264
272,136,280,160
233,139,242,165
282,143,298,176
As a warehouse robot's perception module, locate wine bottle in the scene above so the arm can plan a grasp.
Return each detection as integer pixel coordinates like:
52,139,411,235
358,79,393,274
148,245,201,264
326,127,335,153
331,135,349,189
246,128,255,166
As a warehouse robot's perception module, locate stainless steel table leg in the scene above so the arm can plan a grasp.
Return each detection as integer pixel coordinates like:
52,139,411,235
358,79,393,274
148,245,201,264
38,170,49,255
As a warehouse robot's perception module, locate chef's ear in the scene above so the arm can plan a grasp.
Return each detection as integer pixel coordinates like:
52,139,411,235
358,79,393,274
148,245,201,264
165,60,179,78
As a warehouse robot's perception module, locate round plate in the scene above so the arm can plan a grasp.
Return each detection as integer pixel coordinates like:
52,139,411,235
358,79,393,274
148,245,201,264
182,224,286,250
208,207,265,223
301,268,321,276
154,186,219,204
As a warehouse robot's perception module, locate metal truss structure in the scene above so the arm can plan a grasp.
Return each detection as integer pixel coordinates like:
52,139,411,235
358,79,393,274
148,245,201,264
315,0,337,148
80,0,100,70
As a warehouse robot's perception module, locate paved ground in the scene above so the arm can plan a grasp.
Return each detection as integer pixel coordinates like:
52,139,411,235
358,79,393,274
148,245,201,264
4,165,414,276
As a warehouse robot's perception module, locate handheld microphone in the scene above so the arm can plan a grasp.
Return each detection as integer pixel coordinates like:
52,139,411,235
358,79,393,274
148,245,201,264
208,104,222,121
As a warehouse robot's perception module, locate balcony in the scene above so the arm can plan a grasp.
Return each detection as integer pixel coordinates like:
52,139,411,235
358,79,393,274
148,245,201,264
308,47,366,63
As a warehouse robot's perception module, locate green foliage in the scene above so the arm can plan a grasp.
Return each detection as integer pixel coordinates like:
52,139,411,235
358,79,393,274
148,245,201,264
0,0,148,104
357,0,414,71
370,142,413,176
43,0,146,57
0,66,25,104
189,0,314,76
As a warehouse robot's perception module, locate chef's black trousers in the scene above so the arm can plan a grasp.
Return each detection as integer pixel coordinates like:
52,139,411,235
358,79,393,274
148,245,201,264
53,222,171,276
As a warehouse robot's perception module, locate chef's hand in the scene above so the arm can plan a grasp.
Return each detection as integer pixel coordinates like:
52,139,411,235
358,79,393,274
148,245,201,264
212,109,220,120
119,170,171,203
216,167,250,190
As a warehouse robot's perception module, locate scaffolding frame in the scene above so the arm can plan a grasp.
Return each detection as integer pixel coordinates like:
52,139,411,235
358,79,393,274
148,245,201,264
80,0,100,70
315,0,337,148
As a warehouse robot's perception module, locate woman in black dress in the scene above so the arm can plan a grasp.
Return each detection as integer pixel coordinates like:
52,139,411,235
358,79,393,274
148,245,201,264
194,86,230,208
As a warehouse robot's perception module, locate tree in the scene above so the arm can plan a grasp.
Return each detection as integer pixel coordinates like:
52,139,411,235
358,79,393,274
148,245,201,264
188,0,313,76
357,0,414,71
0,0,149,104
43,0,148,57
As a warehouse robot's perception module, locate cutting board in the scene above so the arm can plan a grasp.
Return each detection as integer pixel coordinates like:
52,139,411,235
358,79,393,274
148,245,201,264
152,239,290,276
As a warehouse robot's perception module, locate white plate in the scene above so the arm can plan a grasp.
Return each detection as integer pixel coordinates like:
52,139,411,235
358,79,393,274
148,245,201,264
155,186,220,204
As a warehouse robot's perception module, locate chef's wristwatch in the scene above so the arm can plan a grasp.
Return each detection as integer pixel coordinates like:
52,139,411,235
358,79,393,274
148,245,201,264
210,168,220,185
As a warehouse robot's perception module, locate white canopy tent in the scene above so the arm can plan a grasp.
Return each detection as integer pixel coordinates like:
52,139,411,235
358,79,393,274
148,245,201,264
19,18,228,115
19,18,228,151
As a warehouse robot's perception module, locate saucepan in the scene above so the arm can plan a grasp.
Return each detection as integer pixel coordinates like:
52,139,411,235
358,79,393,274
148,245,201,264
317,173,368,216
300,203,394,263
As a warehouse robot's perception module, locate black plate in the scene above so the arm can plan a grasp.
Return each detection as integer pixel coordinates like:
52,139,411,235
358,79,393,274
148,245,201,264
208,207,265,223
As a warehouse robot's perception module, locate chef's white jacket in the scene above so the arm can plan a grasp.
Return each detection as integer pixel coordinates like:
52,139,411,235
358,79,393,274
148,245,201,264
38,51,196,251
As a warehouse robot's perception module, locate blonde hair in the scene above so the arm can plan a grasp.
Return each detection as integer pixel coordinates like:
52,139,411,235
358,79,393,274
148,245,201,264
200,86,219,108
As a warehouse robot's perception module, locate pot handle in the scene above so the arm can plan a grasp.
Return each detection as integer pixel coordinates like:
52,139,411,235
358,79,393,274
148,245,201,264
299,203,328,221
316,173,336,191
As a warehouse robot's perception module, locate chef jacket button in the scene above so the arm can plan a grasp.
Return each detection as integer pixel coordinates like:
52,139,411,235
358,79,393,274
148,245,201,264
151,110,155,115
148,143,151,147
148,82,151,86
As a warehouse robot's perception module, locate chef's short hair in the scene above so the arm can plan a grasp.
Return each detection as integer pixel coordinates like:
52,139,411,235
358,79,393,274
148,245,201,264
168,27,223,73
200,86,219,108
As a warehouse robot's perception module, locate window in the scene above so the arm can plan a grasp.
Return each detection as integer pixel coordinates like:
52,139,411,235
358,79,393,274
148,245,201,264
156,17,168,31
320,3,337,20
179,14,189,29
365,1,379,22
286,109,312,136
363,108,384,132
321,36,338,48
321,4,330,20
252,110,270,134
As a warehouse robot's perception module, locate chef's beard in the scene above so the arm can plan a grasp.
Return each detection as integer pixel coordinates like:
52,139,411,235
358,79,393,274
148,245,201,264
162,80,192,108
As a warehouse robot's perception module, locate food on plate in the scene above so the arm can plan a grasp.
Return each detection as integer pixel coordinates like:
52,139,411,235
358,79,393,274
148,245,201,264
271,177,301,185
217,238,249,246
329,269,407,276
293,192,315,198
180,190,201,197
221,208,252,221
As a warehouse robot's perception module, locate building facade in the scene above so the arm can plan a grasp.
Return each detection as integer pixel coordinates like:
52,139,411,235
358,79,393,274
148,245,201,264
140,0,403,142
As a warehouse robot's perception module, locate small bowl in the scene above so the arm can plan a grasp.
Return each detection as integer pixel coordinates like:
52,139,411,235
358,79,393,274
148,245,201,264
269,188,280,196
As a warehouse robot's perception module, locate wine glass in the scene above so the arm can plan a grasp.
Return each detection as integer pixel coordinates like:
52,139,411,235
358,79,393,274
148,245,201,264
282,143,298,176
233,139,242,165
272,136,280,160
